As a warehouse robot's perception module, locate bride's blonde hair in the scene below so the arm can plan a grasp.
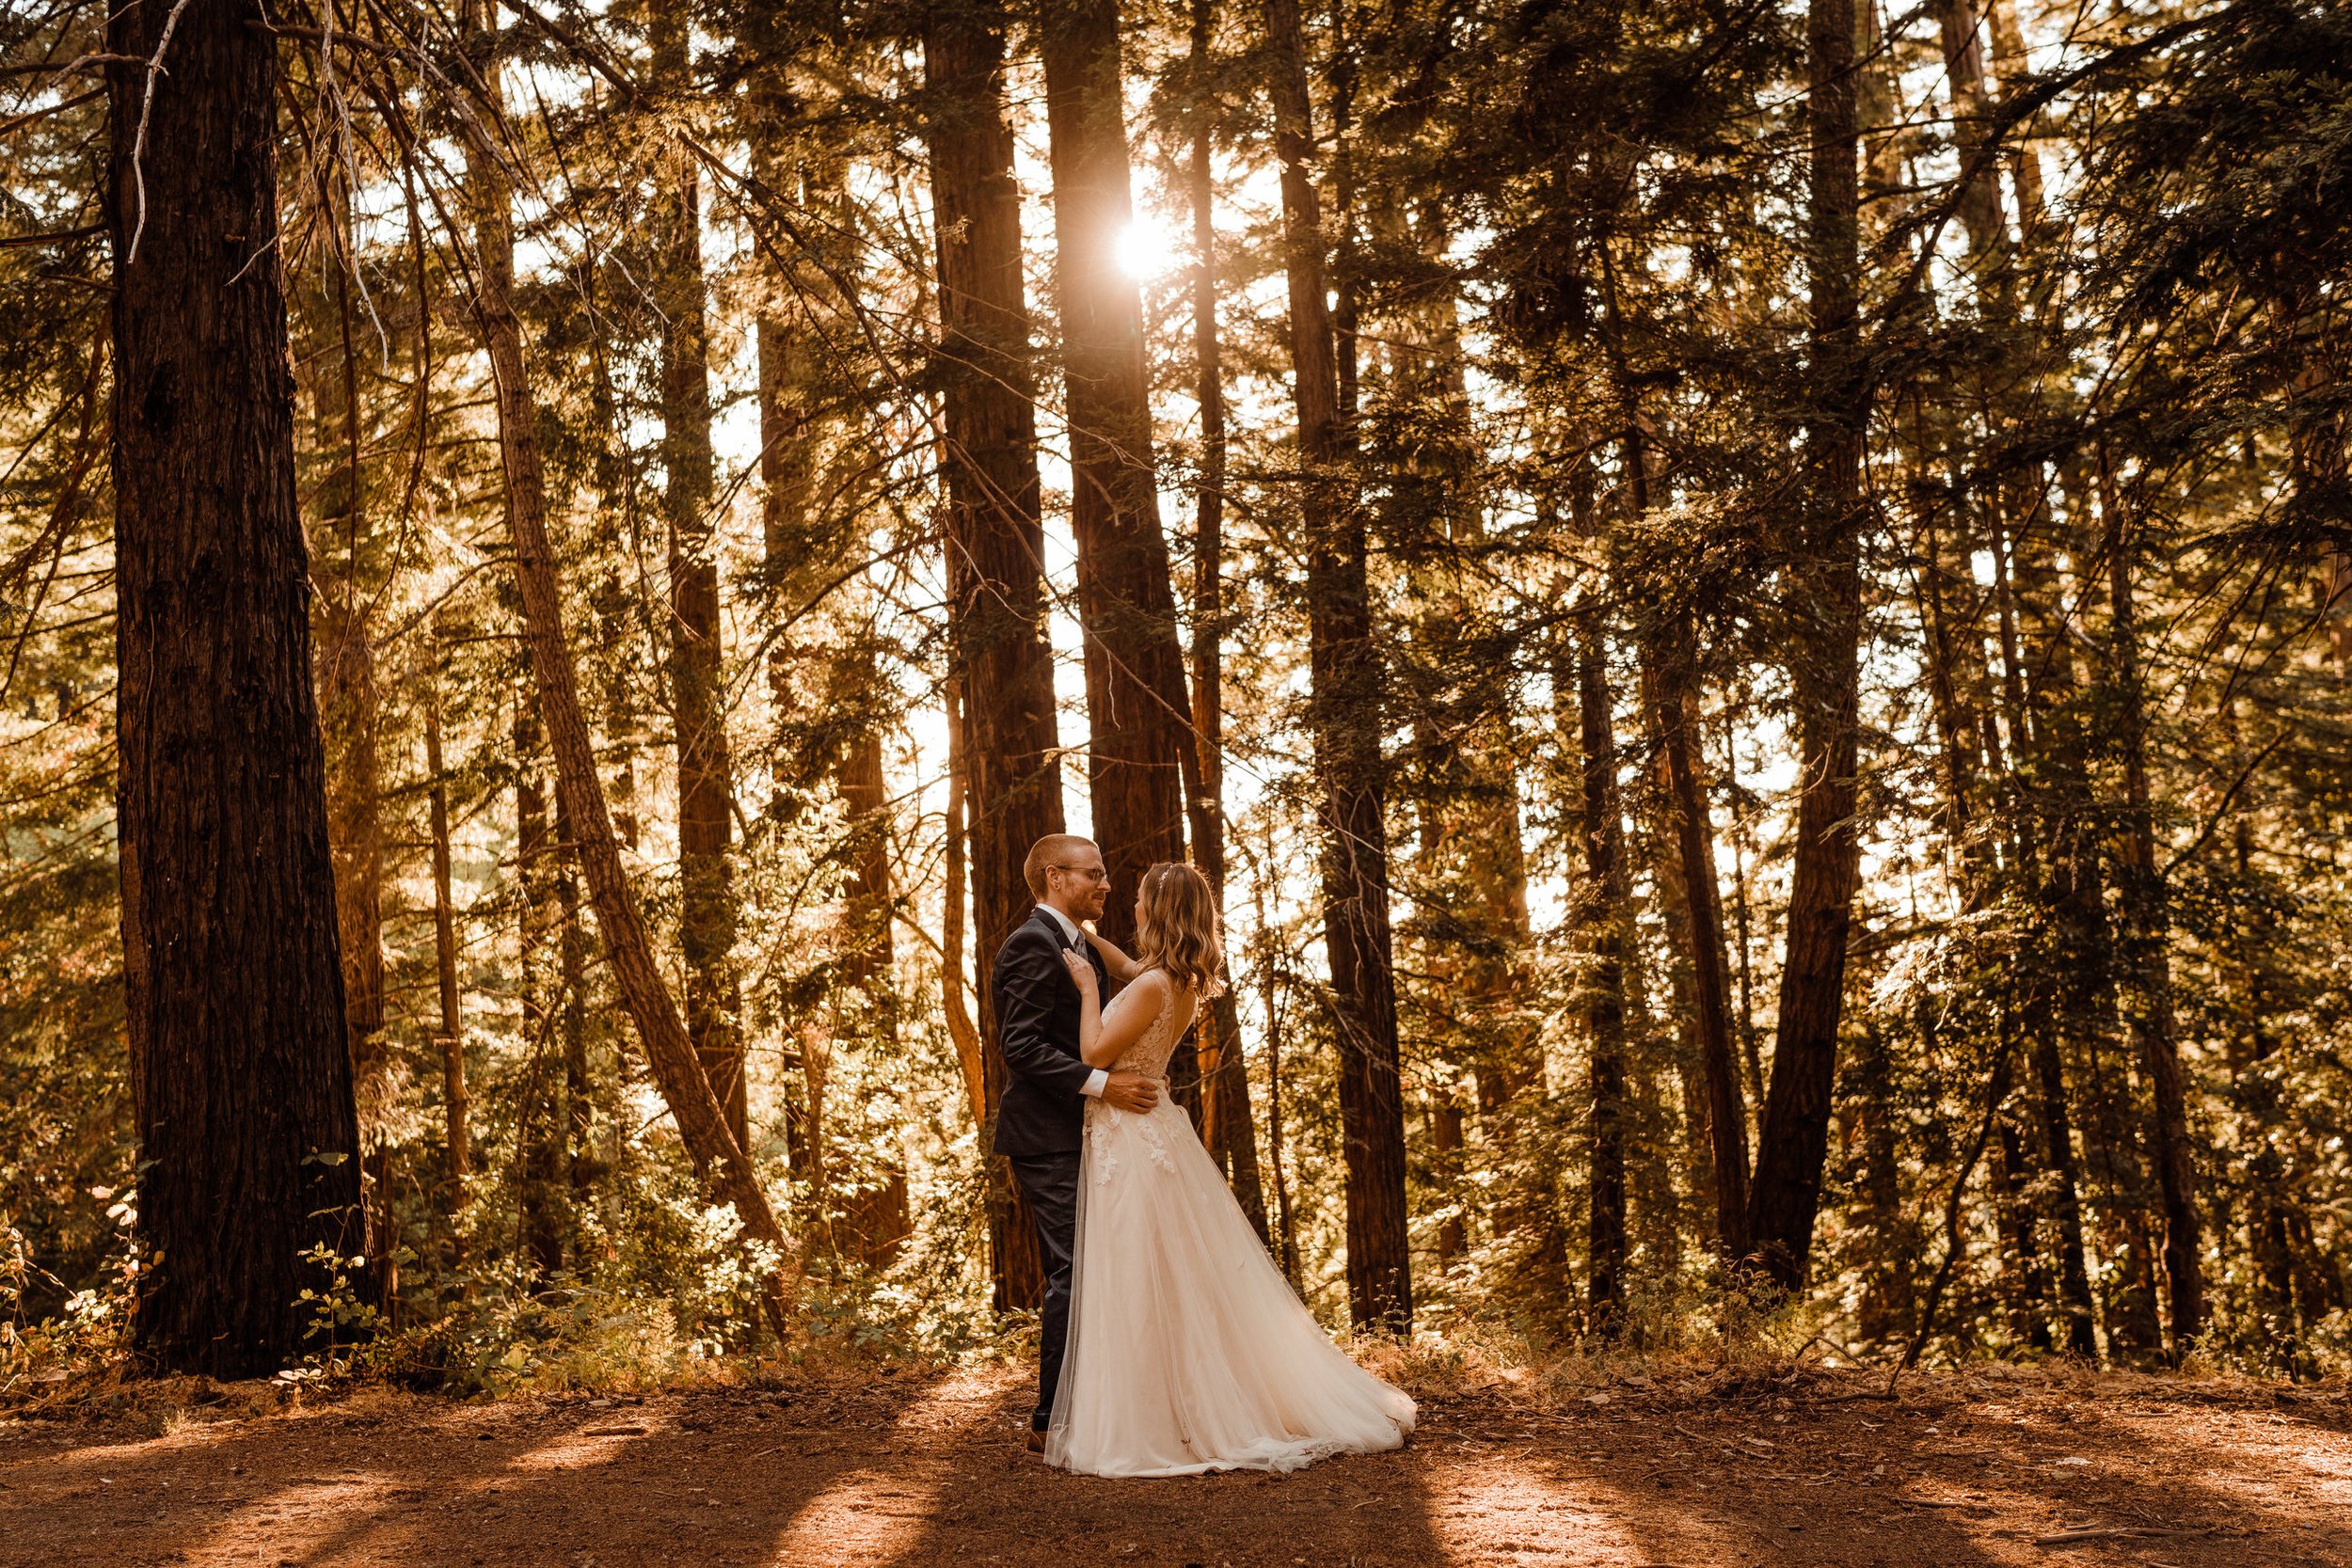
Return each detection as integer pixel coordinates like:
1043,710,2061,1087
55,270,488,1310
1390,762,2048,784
1135,862,1225,998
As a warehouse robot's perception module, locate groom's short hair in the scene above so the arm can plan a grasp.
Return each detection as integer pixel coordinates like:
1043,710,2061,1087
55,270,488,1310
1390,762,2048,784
1024,833,1098,900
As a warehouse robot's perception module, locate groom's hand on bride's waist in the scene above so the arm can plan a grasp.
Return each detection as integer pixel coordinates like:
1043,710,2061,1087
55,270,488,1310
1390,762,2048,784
1101,1071,1161,1114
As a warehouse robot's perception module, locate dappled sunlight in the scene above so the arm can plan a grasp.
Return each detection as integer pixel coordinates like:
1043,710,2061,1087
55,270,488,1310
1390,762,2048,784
1426,1456,1674,1565
757,1378,982,1565
2085,1401,2352,1534
767,1467,941,1564
181,1469,409,1566
501,1419,667,1474
6,1370,2350,1567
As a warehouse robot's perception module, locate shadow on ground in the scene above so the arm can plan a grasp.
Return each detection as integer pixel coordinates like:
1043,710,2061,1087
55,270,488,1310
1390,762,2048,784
3,1367,2347,1567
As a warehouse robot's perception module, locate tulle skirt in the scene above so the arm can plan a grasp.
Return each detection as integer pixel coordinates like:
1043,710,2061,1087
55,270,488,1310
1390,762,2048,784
1044,1093,1416,1478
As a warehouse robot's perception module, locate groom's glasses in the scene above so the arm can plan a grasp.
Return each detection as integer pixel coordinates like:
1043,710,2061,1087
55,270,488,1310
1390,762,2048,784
1053,864,1110,884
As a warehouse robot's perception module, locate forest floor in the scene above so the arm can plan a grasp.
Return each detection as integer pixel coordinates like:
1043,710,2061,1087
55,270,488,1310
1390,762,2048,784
3,1359,2348,1568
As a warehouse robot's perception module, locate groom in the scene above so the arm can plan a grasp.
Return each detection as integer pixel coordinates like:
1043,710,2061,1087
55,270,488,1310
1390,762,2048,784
991,833,1162,1451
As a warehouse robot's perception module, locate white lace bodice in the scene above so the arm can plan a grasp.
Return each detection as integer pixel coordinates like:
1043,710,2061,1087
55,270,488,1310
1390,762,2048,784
1110,978,1195,1081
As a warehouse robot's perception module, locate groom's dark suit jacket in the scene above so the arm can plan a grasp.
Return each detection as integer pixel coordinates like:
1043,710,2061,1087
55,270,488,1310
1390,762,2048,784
990,908,1113,1157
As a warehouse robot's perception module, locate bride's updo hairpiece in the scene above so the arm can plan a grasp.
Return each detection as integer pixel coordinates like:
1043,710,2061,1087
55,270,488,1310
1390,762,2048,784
1136,862,1225,999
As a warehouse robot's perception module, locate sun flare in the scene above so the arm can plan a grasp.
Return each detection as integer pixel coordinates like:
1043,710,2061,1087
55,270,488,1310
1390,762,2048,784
1115,211,1183,280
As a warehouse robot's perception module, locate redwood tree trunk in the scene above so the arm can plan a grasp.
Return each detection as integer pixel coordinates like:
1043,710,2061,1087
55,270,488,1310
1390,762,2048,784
1263,0,1410,1332
303,174,389,1277
557,789,593,1212
1747,0,1868,1291
2028,1010,2104,1357
1034,0,1195,916
423,636,468,1197
650,0,746,1154
515,692,564,1277
2102,451,2203,1355
309,232,386,1096
1183,0,1268,1239
1639,602,1750,1261
750,85,834,1164
1575,619,1631,1328
942,676,989,1127
108,0,368,1375
923,0,1065,1311
835,665,912,1265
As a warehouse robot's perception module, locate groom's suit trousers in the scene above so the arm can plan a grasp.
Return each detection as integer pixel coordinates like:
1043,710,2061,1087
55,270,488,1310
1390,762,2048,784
1009,1150,1081,1433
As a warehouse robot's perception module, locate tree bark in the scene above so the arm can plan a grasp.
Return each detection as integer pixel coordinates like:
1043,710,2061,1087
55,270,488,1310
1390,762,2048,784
2101,448,2203,1356
557,788,593,1214
942,675,989,1128
308,198,386,1100
1747,0,1869,1291
515,690,564,1277
1638,607,1750,1260
649,0,746,1155
1034,0,1197,961
748,75,839,1168
108,0,368,1375
1934,0,2009,276
1182,0,1268,1240
922,0,1064,1311
296,166,390,1283
1987,520,2102,1358
833,650,911,1266
423,634,469,1200
459,5,792,1336
838,704,896,1003
2228,819,2309,1358
1575,618,1632,1331
1263,0,1410,1332
2027,1016,2103,1358
1251,866,1304,1284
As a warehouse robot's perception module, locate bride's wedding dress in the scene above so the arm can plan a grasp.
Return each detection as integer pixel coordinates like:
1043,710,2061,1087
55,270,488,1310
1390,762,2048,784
1045,985,1416,1477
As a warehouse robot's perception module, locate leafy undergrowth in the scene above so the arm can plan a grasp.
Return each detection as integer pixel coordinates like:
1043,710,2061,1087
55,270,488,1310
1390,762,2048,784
11,1296,2346,1447
11,1208,2346,1433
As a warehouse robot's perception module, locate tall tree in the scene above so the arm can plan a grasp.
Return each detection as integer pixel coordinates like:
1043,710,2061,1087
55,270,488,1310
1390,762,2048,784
304,182,386,1099
1182,0,1268,1236
2101,449,2203,1354
457,0,792,1335
744,2,843,1178
107,0,368,1375
421,633,469,1213
649,0,746,1151
923,0,1066,1309
1574,616,1632,1328
514,689,564,1276
302,174,391,1271
1747,0,1869,1290
1262,0,1411,1331
1959,0,2107,1360
1034,0,1200,962
1628,416,1750,1261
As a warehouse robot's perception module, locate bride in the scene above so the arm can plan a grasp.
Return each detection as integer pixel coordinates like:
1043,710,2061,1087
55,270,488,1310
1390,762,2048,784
1046,862,1416,1477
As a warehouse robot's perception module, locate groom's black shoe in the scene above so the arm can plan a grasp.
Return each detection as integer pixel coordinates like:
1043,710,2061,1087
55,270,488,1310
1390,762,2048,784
1025,1430,1046,1455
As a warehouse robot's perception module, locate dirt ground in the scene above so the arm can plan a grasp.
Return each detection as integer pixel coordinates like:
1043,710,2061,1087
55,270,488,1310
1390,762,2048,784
4,1363,2348,1568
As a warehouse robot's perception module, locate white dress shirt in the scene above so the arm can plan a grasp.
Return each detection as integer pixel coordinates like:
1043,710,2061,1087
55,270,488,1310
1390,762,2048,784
1039,904,1110,1100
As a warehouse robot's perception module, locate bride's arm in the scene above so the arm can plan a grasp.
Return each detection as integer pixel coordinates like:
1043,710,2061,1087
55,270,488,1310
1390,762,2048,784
1060,956,1169,1069
1081,927,1143,984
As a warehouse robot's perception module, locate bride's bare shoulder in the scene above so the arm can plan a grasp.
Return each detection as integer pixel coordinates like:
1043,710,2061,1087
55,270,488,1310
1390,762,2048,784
1125,967,1173,1001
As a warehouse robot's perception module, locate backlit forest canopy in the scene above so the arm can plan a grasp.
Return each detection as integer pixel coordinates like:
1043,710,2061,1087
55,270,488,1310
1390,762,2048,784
1,0,2348,1387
